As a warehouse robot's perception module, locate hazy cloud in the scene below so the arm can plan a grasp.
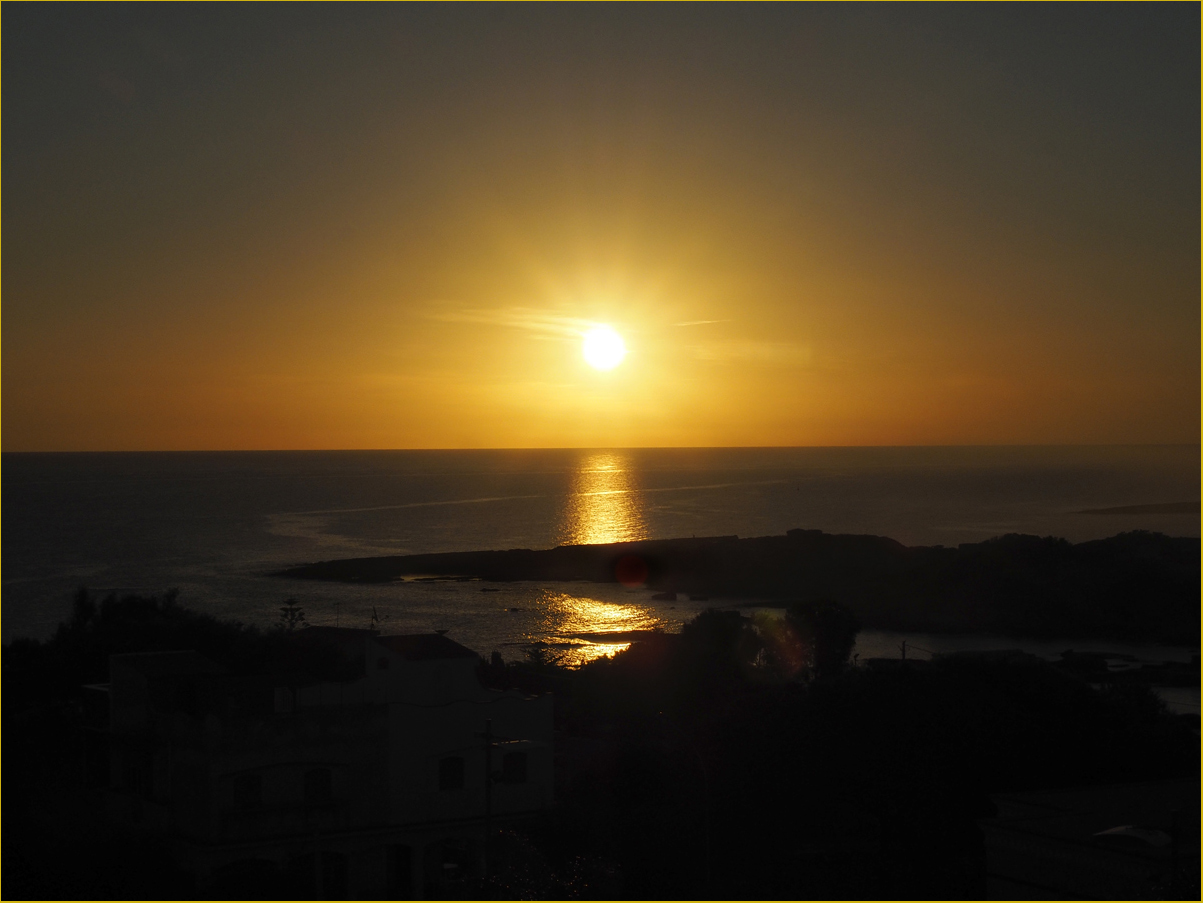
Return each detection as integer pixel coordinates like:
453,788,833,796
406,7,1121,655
429,306,597,340
693,340,812,365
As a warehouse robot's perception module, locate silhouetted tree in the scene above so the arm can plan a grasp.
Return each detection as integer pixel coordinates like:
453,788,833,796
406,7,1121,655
522,643,569,671
785,598,861,680
751,610,808,679
676,608,761,697
278,599,307,631
478,650,511,690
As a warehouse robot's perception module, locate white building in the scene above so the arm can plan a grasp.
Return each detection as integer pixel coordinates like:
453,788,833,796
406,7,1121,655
98,629,554,898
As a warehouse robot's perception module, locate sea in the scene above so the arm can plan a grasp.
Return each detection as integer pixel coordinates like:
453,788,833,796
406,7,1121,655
3,446,1199,709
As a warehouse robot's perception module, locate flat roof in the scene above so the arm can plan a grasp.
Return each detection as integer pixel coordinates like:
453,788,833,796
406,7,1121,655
375,633,480,661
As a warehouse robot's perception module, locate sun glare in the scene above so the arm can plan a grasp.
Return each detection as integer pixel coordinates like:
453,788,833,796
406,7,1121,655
582,326,626,370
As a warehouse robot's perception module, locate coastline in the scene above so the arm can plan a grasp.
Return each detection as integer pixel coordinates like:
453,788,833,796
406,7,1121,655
276,527,1200,646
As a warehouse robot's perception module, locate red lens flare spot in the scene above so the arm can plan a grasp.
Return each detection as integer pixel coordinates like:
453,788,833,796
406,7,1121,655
614,554,649,587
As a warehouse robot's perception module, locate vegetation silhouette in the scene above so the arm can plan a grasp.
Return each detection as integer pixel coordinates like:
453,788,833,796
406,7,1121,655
278,599,308,630
485,604,1195,899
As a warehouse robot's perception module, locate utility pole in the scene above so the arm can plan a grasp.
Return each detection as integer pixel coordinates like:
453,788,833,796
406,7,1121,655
475,719,528,884
1170,807,1181,891
483,719,493,880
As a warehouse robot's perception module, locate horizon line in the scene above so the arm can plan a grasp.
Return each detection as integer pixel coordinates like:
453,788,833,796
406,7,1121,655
3,441,1199,455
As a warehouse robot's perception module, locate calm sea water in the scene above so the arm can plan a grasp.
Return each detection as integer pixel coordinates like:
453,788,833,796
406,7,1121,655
4,447,1199,678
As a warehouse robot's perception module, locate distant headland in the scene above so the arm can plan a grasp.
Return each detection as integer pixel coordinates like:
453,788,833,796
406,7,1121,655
276,528,1200,645
1075,501,1199,515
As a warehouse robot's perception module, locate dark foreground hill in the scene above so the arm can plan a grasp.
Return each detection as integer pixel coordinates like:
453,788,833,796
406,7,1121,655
276,529,1199,644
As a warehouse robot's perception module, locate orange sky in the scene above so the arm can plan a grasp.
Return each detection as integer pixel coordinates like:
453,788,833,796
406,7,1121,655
4,5,1198,450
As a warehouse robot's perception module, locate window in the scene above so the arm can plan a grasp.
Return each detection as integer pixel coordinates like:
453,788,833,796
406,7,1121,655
304,767,332,804
501,751,527,784
232,773,263,809
387,844,413,898
438,756,464,791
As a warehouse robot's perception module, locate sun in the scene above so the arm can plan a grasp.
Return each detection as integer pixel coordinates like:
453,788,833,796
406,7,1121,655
582,325,627,370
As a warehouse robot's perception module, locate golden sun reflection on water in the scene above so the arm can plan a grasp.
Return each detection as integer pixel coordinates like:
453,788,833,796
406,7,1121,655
556,451,648,546
529,590,665,667
531,453,657,665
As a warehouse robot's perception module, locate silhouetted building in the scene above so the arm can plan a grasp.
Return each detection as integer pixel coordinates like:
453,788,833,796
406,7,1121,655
91,629,553,898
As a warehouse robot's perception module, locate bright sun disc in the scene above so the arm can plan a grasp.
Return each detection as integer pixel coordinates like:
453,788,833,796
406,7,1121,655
582,326,626,370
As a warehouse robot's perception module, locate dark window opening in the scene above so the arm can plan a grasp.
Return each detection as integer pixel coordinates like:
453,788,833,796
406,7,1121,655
387,844,414,899
423,839,478,896
501,751,527,784
439,756,465,791
304,767,332,804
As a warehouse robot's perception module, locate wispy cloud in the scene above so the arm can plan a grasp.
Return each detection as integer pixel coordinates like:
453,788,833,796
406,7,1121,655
674,319,732,327
429,306,597,339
